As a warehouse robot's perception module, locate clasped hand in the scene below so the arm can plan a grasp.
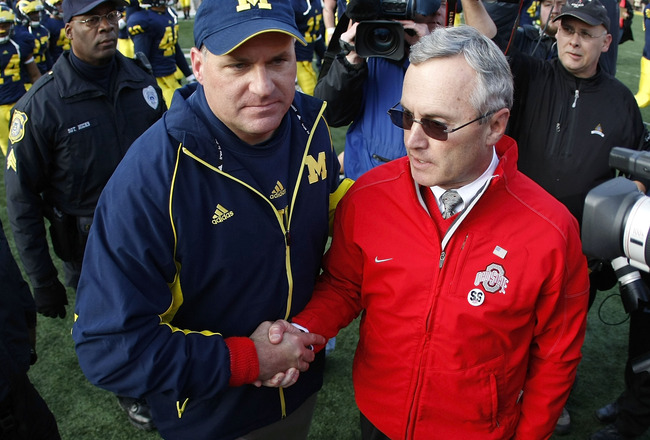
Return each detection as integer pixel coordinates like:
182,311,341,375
250,320,325,389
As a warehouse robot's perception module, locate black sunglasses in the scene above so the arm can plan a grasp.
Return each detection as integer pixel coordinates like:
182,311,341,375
387,104,495,141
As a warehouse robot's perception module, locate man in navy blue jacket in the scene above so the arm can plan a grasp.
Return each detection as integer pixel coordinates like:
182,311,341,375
73,0,347,439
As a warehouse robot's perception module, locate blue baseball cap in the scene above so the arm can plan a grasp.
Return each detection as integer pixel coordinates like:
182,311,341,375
193,0,306,56
63,0,127,23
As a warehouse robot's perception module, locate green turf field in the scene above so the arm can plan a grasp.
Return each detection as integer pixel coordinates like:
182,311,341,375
2,12,650,440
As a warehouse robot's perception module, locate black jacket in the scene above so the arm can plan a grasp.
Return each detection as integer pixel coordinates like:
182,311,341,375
506,54,646,225
512,25,557,60
0,219,36,401
4,51,165,288
314,54,368,127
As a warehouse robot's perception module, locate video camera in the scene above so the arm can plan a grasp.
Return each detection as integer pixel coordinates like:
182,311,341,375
582,147,650,309
582,147,650,276
346,0,441,60
582,147,650,372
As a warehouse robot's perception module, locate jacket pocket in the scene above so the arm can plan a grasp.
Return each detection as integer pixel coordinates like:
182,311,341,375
417,353,512,434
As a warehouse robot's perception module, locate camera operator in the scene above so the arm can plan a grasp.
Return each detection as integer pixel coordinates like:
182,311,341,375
314,0,496,180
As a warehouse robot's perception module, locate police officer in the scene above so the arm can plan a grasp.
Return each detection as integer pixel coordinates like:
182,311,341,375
5,0,165,318
4,0,165,430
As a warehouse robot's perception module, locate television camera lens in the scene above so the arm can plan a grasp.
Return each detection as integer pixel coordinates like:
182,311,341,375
612,256,650,313
368,26,397,52
355,20,405,61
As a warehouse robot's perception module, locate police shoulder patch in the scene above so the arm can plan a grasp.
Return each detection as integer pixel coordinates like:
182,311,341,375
9,110,28,144
142,85,159,110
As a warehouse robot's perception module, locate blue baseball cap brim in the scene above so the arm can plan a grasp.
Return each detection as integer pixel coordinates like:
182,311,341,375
193,0,306,56
202,22,307,56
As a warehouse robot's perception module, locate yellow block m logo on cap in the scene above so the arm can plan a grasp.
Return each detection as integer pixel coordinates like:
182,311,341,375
236,0,272,12
305,152,327,184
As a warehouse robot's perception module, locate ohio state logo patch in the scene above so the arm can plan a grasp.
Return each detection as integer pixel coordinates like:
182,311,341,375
474,263,509,294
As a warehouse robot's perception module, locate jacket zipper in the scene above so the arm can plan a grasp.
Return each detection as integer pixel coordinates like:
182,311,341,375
183,147,296,418
406,180,492,436
179,101,327,419
372,153,391,163
549,82,580,158
571,89,579,108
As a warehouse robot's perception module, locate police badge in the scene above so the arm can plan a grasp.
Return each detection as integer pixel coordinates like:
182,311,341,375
142,85,160,110
9,110,28,144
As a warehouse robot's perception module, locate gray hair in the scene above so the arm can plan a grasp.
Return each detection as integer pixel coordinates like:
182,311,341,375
409,25,513,115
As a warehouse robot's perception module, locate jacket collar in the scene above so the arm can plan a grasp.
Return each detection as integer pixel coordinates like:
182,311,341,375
164,83,327,170
53,51,147,100
553,57,607,90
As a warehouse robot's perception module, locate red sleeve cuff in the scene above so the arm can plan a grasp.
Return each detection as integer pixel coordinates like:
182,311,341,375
225,336,259,387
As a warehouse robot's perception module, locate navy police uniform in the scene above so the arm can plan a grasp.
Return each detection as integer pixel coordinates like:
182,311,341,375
4,50,165,299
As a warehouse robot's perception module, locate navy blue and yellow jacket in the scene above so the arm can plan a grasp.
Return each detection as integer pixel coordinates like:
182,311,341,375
0,35,33,106
127,7,188,78
73,83,342,440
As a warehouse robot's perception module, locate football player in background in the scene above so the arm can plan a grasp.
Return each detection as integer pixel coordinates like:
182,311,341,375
126,0,193,107
42,0,69,63
14,0,51,75
292,0,325,96
0,4,40,155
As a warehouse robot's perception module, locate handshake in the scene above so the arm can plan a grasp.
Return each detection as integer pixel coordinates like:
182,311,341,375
250,319,326,389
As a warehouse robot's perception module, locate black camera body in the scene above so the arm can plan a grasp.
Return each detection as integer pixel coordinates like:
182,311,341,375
582,147,650,373
583,148,650,312
582,147,650,274
347,0,441,60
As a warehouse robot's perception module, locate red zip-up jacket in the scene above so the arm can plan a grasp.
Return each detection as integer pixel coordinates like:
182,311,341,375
293,135,589,439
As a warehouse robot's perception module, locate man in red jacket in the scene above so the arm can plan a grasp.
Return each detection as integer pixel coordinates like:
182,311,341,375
265,24,590,440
